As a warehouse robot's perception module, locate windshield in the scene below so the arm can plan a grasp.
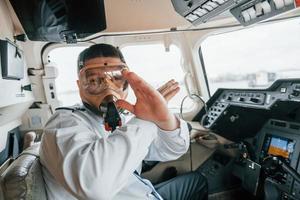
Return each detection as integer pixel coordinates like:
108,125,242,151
201,17,300,95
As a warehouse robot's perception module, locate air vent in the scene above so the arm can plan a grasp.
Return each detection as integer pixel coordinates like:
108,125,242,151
271,120,287,127
290,124,300,130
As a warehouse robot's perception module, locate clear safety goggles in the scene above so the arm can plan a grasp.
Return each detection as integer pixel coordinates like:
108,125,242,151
79,64,128,95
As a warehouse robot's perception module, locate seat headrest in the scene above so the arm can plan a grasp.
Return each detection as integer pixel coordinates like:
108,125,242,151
0,143,47,200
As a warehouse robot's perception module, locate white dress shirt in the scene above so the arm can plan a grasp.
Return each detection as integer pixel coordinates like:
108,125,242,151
39,105,190,200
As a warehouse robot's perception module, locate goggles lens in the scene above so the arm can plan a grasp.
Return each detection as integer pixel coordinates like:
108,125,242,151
79,64,128,95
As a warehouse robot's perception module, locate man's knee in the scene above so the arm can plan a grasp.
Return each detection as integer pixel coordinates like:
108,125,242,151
190,172,208,192
183,172,208,200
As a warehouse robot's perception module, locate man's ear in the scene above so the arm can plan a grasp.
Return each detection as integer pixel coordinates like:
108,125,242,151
76,80,80,89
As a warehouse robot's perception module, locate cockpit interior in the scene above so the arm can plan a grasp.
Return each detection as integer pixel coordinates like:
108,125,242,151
0,0,300,199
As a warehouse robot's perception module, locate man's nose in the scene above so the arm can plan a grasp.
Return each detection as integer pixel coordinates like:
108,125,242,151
102,76,116,88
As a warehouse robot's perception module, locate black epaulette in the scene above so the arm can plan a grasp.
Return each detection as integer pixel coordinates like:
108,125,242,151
55,106,86,112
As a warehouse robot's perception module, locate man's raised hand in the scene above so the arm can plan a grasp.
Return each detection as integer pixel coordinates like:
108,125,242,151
157,79,180,103
116,70,179,131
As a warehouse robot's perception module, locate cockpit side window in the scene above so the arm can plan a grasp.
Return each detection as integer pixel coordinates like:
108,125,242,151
48,47,87,106
200,17,300,96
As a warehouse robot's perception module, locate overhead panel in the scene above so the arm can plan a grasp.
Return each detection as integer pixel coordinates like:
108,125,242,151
171,0,241,24
171,0,300,26
230,0,300,26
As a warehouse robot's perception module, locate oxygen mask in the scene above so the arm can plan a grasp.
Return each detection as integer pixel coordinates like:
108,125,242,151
79,63,128,132
79,63,128,96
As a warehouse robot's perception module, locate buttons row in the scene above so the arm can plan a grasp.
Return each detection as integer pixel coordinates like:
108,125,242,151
241,1,271,22
241,0,295,22
273,0,294,9
185,0,229,22
227,92,262,98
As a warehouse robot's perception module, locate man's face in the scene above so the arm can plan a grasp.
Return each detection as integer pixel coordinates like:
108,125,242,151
77,57,128,109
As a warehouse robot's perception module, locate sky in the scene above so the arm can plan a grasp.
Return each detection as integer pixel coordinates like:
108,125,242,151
201,17,300,78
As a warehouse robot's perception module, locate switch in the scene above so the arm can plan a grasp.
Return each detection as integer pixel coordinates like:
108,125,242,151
255,3,264,16
273,0,285,9
247,7,257,19
193,8,207,16
261,1,272,13
250,97,260,103
241,10,251,22
201,8,208,14
206,1,219,8
185,14,199,22
212,0,226,5
284,0,294,5
202,4,214,11
280,87,287,93
49,83,54,90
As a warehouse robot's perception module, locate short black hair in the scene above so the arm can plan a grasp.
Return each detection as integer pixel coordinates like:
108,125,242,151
77,43,126,73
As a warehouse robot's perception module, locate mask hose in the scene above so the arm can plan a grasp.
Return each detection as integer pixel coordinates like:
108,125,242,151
101,95,122,132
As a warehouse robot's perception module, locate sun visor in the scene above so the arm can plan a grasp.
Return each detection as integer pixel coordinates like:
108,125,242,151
9,0,106,43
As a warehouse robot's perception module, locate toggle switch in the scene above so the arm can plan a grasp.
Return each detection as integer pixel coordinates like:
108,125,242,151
261,1,272,13
283,0,294,5
241,10,251,22
186,14,199,22
212,0,226,5
273,0,285,9
193,7,208,16
206,1,219,8
202,4,214,11
255,3,264,16
247,7,257,19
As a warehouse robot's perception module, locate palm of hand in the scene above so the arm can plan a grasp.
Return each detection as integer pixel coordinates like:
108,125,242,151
132,90,171,123
116,71,178,130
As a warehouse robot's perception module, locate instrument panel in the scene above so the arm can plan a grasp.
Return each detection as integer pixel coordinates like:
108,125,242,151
254,119,300,199
193,79,300,141
193,79,300,199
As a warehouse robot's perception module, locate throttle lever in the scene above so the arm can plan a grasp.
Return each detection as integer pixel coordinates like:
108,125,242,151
263,156,300,183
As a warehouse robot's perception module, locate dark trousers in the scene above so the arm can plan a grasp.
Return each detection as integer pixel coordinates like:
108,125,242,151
154,171,208,200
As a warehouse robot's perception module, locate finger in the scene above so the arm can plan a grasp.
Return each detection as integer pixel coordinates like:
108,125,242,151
116,99,135,113
121,71,145,98
164,87,180,101
160,82,179,96
122,70,142,89
159,79,175,92
157,79,175,92
122,70,157,98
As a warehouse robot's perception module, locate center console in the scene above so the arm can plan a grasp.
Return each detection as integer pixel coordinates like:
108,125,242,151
254,119,300,199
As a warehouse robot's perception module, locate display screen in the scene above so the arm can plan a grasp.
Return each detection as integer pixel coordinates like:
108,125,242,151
267,136,295,159
0,40,24,80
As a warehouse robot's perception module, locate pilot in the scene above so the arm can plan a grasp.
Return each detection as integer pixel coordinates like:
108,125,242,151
40,43,208,200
